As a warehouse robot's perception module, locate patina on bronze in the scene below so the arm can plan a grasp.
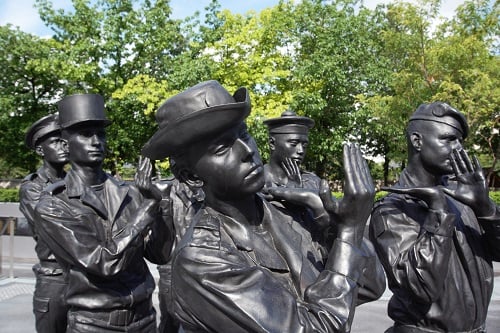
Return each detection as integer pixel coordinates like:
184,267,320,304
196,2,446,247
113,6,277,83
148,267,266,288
369,102,500,333
34,94,173,333
142,80,376,332
19,114,69,333
262,110,386,306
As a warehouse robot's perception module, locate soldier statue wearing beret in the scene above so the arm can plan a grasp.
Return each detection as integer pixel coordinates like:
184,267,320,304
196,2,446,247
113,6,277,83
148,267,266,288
19,114,70,333
369,102,500,332
142,80,376,332
34,94,174,332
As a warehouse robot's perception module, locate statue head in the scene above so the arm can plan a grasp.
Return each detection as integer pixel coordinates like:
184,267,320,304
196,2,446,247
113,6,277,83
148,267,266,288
142,80,264,201
406,102,468,175
58,94,110,167
263,110,314,166
26,114,68,166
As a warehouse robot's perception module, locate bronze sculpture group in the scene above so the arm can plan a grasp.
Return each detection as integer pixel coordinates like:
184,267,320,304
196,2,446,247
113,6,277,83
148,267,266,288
19,80,499,333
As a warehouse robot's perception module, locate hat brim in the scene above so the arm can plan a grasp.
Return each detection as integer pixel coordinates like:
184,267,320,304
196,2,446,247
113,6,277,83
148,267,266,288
142,99,250,160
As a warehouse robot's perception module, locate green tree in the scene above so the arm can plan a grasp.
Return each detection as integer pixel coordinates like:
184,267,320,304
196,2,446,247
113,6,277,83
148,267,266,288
0,25,66,177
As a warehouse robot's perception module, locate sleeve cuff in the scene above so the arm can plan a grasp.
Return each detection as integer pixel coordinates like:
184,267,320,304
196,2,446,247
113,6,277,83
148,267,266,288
326,239,367,282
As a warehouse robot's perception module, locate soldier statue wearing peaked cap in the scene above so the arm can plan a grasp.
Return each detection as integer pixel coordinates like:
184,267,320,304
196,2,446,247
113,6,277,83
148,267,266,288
19,113,70,333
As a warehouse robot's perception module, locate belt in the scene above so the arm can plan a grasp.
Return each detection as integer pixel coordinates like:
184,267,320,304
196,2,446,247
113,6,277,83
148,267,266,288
71,299,154,327
33,262,64,276
392,324,486,333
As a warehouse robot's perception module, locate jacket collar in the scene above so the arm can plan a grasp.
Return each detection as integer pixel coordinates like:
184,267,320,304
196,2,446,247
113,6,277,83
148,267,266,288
64,170,129,221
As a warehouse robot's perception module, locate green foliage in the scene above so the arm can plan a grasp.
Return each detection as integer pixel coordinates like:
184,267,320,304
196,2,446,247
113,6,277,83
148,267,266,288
0,189,20,202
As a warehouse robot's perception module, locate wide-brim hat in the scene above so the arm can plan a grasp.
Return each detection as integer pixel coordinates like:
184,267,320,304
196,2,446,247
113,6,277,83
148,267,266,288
264,110,314,134
58,93,111,129
25,114,61,150
141,80,251,160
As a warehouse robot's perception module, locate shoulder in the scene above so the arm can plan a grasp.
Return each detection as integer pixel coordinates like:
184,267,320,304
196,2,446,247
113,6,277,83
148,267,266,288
43,180,67,196
179,210,222,251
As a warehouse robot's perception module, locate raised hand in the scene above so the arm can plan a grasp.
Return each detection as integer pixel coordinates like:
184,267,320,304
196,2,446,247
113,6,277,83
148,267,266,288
442,149,495,217
281,157,303,188
319,144,375,245
135,156,163,201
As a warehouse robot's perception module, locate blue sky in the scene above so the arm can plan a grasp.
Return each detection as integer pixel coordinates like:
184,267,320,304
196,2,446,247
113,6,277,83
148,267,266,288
1,0,465,37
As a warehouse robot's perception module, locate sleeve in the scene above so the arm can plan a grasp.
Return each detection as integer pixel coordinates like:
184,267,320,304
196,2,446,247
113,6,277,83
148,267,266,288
18,180,43,236
369,200,455,303
142,196,175,265
35,194,162,277
477,203,500,261
355,237,387,305
173,238,366,333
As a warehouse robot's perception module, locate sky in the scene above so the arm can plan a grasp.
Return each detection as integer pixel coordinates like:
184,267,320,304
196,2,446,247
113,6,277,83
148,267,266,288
1,0,467,37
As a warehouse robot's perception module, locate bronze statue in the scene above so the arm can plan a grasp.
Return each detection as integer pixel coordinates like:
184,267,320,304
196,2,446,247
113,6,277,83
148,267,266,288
34,94,173,332
142,80,376,332
369,102,500,333
19,114,70,333
262,110,386,306
155,162,204,333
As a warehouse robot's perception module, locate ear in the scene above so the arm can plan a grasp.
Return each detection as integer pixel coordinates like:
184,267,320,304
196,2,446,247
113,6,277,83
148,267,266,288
178,169,204,188
269,136,275,151
410,132,422,151
35,146,44,157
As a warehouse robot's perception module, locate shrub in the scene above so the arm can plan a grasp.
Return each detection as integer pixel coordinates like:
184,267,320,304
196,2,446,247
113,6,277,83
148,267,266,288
0,188,19,202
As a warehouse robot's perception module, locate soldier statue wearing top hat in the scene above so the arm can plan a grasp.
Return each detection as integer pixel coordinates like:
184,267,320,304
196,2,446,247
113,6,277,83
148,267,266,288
34,94,173,332
19,114,70,333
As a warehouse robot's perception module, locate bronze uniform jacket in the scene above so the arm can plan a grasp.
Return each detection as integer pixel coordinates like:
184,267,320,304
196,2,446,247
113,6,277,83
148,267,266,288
172,195,368,333
19,167,65,274
370,169,500,332
35,170,173,310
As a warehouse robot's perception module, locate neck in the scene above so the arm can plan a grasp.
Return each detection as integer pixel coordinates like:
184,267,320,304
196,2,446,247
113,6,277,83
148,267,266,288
406,156,442,186
70,163,106,186
42,160,66,180
205,192,261,226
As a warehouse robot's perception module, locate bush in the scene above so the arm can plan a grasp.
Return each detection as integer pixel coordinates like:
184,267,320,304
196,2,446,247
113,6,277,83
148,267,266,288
0,188,19,202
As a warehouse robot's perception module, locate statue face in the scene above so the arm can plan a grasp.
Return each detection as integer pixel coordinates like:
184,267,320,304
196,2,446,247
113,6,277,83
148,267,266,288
38,135,68,165
271,133,309,165
188,122,265,200
66,125,107,167
416,120,464,175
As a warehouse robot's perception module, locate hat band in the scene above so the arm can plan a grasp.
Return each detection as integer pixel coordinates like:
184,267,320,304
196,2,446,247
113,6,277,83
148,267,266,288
269,124,311,135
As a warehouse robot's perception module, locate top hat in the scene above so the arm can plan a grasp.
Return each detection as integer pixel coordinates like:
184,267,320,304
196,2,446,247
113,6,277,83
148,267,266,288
263,110,314,135
25,114,61,150
410,102,468,138
58,94,111,129
141,80,251,160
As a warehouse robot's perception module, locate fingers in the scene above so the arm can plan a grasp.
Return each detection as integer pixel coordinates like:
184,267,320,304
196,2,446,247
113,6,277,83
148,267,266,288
319,179,337,213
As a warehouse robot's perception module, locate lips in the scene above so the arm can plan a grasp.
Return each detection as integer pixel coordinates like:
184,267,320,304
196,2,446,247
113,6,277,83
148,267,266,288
245,165,263,180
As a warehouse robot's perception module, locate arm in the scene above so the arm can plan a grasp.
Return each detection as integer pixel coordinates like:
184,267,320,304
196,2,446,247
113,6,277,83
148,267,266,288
19,179,43,236
369,197,455,303
35,193,161,277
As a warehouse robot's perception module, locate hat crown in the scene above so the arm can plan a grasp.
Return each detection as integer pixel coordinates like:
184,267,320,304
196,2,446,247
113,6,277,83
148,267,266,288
264,110,314,134
58,94,109,128
156,80,236,129
410,102,468,138
141,80,251,160
25,114,60,149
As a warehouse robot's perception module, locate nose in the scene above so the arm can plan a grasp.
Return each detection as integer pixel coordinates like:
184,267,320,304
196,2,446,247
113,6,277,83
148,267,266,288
235,138,254,162
90,134,101,145
297,144,305,155
451,139,462,150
